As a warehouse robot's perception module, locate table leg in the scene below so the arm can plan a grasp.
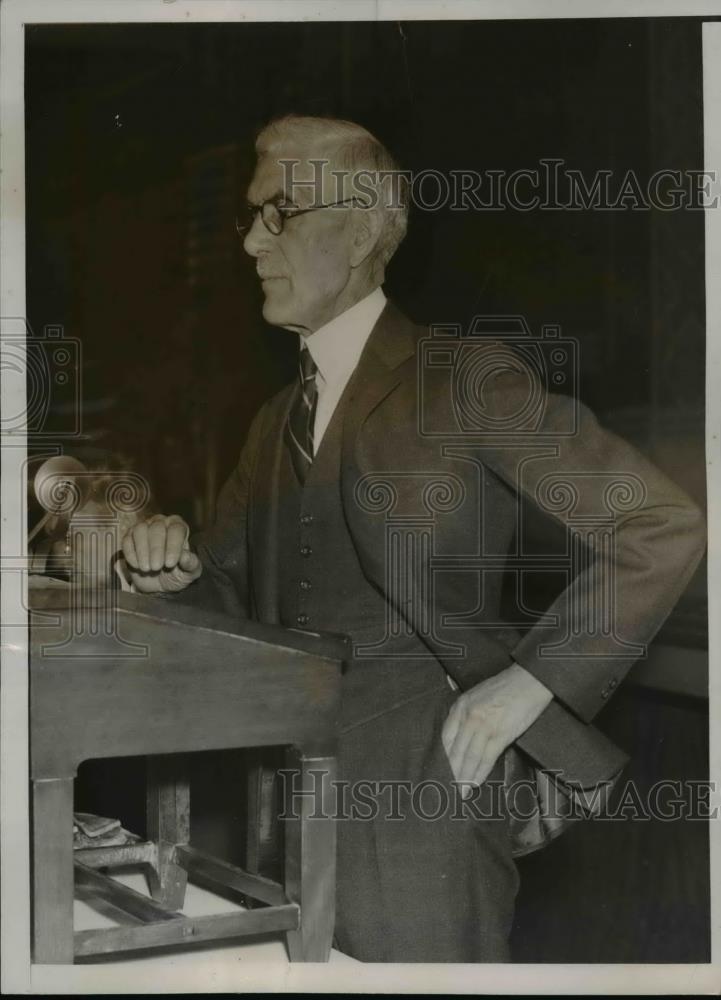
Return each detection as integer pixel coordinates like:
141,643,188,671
146,755,189,911
32,777,75,964
283,747,337,962
246,748,282,879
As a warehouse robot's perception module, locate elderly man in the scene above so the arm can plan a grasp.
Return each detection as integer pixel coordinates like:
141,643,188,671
122,114,705,962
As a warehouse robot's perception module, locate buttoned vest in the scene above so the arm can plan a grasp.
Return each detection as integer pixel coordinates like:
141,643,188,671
275,378,447,730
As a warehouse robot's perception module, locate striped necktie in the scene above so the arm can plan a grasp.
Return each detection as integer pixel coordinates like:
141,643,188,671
285,345,318,484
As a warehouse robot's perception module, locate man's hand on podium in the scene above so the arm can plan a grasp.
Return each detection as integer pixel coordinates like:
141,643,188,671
121,514,203,593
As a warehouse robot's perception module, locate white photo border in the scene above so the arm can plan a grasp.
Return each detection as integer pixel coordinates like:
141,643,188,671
2,1,719,993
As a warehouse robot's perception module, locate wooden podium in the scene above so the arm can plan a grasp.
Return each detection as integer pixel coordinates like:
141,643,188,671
29,589,346,964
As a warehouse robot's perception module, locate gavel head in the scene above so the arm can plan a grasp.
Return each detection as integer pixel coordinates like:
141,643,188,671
32,455,151,590
34,456,112,589
33,455,91,520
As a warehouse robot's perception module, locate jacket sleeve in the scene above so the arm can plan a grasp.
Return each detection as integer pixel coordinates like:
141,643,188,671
160,400,269,619
347,359,704,785
479,370,706,724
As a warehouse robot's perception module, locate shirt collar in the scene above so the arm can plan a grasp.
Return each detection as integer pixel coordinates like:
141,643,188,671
301,287,387,387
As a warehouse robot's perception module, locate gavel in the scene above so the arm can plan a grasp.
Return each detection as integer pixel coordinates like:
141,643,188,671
28,455,91,546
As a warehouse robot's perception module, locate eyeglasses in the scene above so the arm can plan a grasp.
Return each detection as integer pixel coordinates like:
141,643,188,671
235,197,362,237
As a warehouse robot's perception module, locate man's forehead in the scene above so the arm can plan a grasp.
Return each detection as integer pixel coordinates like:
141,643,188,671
247,146,340,205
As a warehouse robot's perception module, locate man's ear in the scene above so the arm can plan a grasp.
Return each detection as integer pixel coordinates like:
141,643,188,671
348,208,384,268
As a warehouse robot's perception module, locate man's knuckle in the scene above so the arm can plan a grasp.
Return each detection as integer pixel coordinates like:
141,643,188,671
469,703,487,724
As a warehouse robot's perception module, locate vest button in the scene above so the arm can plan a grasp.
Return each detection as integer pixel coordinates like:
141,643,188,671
300,514,313,526
300,545,312,557
299,578,311,591
296,613,310,626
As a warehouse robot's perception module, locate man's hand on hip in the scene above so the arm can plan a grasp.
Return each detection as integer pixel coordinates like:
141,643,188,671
441,663,553,795
121,514,202,593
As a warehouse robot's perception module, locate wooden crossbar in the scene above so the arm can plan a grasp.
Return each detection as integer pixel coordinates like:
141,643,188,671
74,862,182,924
174,844,287,907
74,904,300,958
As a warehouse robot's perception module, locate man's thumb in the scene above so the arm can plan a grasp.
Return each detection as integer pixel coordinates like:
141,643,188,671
178,548,201,576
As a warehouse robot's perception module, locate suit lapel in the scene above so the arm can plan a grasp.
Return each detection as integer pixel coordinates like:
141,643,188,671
341,300,419,474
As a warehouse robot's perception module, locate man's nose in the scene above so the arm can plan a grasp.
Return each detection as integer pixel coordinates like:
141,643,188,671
243,212,272,258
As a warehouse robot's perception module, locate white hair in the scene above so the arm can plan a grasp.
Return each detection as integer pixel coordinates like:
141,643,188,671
255,114,409,267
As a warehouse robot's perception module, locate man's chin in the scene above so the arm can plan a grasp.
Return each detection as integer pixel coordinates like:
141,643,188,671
261,290,296,329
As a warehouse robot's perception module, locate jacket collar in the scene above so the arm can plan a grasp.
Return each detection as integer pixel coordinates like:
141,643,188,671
363,299,419,372
340,300,420,474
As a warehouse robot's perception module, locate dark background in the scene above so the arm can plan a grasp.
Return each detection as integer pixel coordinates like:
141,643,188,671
26,17,709,962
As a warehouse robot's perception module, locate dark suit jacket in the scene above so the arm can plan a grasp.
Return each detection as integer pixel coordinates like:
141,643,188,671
184,300,706,790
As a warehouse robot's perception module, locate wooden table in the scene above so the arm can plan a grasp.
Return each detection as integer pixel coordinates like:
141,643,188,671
29,589,346,964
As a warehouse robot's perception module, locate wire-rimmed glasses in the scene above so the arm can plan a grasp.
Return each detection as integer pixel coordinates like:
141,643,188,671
235,196,362,237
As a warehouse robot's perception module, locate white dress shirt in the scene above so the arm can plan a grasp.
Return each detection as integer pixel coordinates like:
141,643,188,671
302,286,387,452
